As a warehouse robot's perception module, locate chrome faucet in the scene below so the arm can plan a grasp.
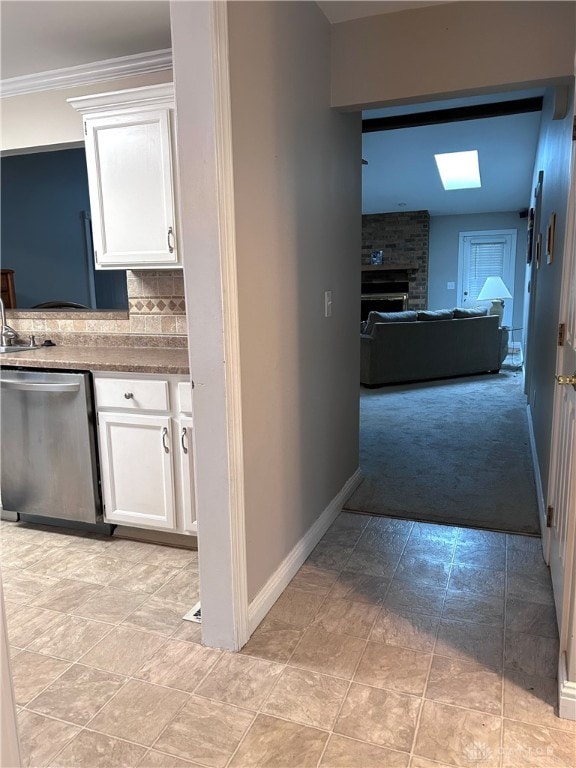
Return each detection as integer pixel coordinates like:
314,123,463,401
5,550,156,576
0,296,18,347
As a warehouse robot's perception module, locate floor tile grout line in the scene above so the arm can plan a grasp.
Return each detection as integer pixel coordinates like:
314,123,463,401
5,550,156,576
15,656,76,713
17,615,122,665
17,712,81,768
284,656,434,700
53,637,192,759
23,660,210,719
281,535,355,668
30,581,107,615
314,635,370,768
23,658,131,716
321,729,415,762
410,640,434,762
406,552,453,765
420,689,504,719
251,654,291,720
49,722,172,764
219,708,260,768
114,684,193,755
500,539,510,768
315,579,387,767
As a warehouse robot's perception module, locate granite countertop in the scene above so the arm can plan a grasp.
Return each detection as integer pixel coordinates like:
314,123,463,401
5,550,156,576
0,346,190,374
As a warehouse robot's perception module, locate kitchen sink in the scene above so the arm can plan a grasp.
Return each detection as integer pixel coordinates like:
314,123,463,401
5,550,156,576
0,345,41,354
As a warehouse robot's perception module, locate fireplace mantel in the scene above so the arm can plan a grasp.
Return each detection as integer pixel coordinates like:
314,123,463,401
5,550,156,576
362,211,429,311
362,262,419,272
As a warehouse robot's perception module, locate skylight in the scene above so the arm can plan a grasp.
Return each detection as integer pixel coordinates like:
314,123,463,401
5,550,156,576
434,150,481,190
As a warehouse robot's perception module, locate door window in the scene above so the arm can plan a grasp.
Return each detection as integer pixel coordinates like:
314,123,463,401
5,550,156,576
458,230,517,327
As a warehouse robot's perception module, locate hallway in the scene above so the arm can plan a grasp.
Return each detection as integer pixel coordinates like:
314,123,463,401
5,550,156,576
4,511,573,767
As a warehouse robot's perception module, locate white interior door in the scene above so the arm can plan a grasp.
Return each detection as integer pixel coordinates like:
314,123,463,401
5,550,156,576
458,230,517,327
547,137,576,690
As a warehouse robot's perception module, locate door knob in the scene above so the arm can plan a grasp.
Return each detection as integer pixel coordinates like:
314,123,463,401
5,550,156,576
556,372,576,390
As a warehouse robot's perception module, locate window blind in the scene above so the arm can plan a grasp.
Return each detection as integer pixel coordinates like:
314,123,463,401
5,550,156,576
468,239,506,302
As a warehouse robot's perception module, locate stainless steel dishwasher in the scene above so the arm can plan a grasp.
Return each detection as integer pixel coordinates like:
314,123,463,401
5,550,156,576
0,368,103,524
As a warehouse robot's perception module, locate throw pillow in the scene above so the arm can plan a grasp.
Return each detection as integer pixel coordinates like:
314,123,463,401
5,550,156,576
364,310,418,334
417,309,455,321
453,307,488,318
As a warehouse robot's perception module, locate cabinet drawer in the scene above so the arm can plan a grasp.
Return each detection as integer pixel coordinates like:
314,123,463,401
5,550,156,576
95,378,169,412
178,381,193,414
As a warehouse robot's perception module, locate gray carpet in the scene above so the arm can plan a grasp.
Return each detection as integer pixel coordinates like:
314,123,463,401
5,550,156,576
345,369,540,535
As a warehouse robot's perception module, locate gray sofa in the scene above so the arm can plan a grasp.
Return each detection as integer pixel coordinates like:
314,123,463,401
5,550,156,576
360,308,509,387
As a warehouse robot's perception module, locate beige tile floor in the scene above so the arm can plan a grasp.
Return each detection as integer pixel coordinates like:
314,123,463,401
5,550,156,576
2,514,574,768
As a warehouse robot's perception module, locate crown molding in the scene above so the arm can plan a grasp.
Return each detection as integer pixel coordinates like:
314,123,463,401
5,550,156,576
1,141,84,157
68,83,174,114
1,49,172,98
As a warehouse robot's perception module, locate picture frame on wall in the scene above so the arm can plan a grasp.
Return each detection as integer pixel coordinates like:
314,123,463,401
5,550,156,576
546,212,556,265
527,207,535,264
536,232,542,269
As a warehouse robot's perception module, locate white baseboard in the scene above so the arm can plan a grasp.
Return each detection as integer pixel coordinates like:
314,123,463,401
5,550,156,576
247,468,362,634
558,652,576,720
526,405,547,551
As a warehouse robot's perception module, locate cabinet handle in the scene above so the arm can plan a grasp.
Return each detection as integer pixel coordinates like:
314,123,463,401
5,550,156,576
162,427,170,454
167,226,175,254
124,392,134,400
181,427,188,454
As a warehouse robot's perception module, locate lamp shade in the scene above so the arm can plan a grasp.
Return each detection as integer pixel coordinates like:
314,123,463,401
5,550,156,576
477,276,513,301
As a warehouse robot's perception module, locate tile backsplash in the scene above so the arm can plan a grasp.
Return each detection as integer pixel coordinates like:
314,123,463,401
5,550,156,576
7,269,188,346
127,270,186,316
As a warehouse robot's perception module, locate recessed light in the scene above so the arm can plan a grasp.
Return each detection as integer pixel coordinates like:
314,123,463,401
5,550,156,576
434,150,481,190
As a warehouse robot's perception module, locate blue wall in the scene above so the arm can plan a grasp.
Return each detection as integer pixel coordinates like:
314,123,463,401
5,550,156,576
1,148,127,309
428,211,527,329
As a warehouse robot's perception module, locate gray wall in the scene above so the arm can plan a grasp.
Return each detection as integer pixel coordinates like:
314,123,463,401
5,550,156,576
1,71,172,151
524,85,575,497
228,1,362,602
428,212,527,329
331,2,576,110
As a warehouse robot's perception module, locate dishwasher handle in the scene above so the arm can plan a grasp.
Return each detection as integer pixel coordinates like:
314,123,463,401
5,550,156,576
0,380,81,393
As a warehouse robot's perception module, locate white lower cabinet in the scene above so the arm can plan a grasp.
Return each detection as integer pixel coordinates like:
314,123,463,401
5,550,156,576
94,373,196,535
178,415,197,535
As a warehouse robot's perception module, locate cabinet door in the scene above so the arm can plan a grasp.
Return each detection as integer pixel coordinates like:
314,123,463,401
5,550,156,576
178,416,197,534
84,109,178,268
98,412,176,529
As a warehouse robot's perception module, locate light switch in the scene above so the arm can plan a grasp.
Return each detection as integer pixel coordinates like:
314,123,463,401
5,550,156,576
324,290,332,317
447,281,456,290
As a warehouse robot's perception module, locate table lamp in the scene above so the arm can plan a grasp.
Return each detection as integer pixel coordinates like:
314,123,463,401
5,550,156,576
477,276,513,326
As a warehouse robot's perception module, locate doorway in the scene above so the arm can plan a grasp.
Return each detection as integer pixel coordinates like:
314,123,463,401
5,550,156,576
351,87,542,535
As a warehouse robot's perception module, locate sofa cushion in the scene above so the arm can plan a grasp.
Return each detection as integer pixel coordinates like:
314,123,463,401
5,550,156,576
417,309,455,321
453,307,488,318
364,310,418,335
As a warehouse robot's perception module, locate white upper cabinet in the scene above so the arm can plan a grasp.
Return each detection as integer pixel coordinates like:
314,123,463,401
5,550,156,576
68,84,179,269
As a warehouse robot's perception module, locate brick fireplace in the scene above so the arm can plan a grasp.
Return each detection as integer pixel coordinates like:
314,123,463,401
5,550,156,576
361,210,430,315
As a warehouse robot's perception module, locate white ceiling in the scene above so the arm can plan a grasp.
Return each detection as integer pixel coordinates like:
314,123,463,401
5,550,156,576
0,1,171,79
362,91,543,216
1,1,542,220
